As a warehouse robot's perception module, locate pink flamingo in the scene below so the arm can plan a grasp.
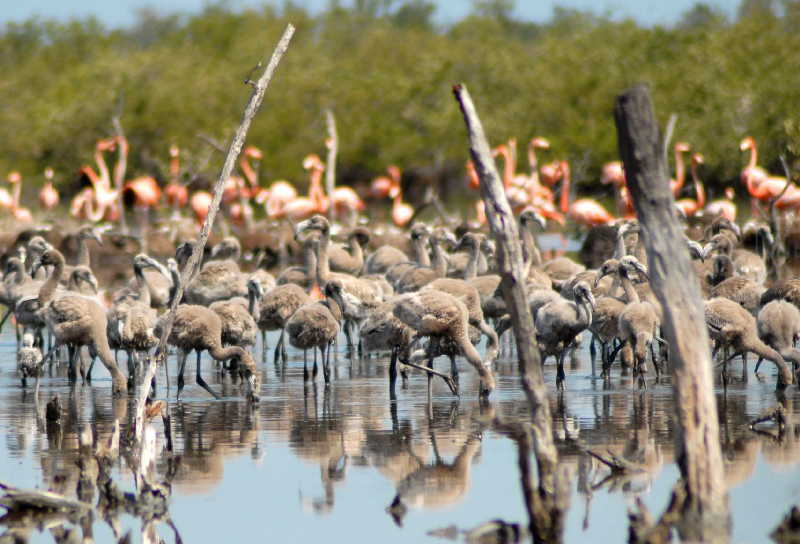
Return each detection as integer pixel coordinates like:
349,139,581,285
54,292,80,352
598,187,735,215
559,161,615,227
739,136,791,213
7,172,32,222
601,160,634,217
705,187,737,222
387,166,413,227
669,142,691,197
676,153,706,217
256,180,298,219
39,167,60,211
71,138,120,222
164,145,189,216
190,191,213,225
282,154,328,221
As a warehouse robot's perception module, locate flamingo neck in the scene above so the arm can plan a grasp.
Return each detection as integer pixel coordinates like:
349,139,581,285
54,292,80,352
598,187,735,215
674,148,686,194
309,167,325,208
463,242,480,280
303,239,318,280
170,154,180,183
240,155,258,188
412,235,431,267
501,148,514,189
431,238,448,277
315,229,332,285
559,162,571,213
747,141,757,170
76,237,92,267
133,263,152,307
38,252,65,306
692,162,706,208
11,180,21,210
113,137,128,190
209,343,246,364
95,148,111,189
619,271,639,303
527,143,542,190
348,234,365,270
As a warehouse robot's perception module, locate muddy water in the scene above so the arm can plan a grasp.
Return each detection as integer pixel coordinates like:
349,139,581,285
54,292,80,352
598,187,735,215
1,324,799,543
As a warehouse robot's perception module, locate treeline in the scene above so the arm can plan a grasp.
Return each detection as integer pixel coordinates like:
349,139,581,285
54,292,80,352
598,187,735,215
1,0,800,201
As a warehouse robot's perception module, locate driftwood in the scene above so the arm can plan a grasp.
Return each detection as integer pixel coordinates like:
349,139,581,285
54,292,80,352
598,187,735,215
133,24,296,445
614,84,730,542
453,84,569,543
325,109,338,219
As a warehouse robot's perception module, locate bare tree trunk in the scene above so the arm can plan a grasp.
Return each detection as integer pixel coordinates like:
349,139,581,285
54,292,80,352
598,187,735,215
614,84,730,542
453,84,569,543
325,109,338,220
133,24,295,444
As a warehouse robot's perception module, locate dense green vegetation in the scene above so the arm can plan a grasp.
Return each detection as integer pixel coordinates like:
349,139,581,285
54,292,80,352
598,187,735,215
1,0,799,201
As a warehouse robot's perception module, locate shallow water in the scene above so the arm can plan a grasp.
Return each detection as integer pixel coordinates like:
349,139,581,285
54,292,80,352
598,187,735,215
1,323,799,544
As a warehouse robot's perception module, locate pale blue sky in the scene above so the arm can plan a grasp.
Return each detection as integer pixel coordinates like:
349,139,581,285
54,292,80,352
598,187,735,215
2,0,742,28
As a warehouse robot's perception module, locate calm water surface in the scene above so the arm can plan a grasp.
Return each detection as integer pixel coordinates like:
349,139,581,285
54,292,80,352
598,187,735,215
1,321,799,543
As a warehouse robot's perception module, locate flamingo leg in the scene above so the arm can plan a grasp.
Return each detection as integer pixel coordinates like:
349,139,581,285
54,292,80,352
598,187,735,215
195,351,220,399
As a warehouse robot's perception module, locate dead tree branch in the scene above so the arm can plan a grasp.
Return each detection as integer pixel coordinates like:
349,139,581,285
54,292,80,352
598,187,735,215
614,83,729,542
453,83,569,543
134,24,295,445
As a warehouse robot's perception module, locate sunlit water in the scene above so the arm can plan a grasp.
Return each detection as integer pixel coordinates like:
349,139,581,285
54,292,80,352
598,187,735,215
1,318,799,543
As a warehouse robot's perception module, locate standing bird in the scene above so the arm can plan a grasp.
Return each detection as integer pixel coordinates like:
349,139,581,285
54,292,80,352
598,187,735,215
17,332,43,388
33,247,128,394
283,154,328,221
558,162,615,227
393,289,496,396
286,280,347,383
39,167,60,211
704,296,792,388
535,281,595,389
757,300,800,374
258,283,312,364
156,259,259,401
676,153,706,217
7,172,33,222
615,257,660,383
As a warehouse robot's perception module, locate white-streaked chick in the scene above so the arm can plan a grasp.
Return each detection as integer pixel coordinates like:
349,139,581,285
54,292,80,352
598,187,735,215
17,332,43,388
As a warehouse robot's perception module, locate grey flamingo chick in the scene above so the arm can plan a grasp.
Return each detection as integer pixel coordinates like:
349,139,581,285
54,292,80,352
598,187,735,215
385,224,433,287
704,297,792,388
329,227,370,275
210,279,260,349
17,331,42,388
276,231,319,288
422,277,499,366
393,289,495,396
757,300,800,376
107,255,162,383
286,280,347,383
360,297,414,390
297,215,382,350
258,282,312,364
535,280,595,389
518,209,553,288
379,224,431,283
34,248,128,394
156,266,259,402
616,256,661,385
590,258,626,375
395,227,454,293
707,254,764,315
183,237,248,305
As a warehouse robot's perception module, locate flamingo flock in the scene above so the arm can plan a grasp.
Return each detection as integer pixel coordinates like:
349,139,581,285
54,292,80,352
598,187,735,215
5,131,799,239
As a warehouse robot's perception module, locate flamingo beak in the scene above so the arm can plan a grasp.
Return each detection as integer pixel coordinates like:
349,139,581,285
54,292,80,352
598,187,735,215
309,283,324,301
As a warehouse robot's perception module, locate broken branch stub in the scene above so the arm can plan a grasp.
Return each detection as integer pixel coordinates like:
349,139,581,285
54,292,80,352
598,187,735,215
614,83,729,542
